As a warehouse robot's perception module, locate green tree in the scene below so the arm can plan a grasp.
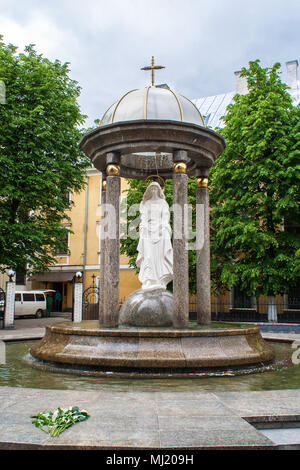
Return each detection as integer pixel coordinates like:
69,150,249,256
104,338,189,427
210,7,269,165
210,60,300,320
0,37,90,275
120,177,198,294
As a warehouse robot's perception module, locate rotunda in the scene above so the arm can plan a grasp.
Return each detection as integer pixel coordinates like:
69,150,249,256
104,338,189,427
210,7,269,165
30,59,274,375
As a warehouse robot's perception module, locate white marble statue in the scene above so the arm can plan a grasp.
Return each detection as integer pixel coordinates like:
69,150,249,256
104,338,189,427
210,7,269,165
137,182,173,291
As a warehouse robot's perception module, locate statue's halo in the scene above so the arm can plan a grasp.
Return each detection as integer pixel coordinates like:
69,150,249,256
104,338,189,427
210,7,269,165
145,174,165,190
142,181,165,203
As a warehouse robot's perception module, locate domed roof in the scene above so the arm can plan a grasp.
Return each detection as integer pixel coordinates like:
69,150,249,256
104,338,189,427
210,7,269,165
100,86,205,127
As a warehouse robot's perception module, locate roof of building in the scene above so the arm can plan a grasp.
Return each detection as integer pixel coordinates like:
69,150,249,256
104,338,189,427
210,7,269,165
100,86,205,127
193,62,300,129
193,92,235,129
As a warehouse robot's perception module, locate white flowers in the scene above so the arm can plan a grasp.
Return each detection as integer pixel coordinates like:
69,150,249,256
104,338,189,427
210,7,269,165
31,406,90,437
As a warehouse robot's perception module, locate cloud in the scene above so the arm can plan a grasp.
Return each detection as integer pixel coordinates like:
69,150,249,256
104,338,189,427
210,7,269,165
0,12,78,58
0,0,299,126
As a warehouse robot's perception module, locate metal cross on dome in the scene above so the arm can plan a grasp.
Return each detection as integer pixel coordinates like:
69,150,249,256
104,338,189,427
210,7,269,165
141,56,165,87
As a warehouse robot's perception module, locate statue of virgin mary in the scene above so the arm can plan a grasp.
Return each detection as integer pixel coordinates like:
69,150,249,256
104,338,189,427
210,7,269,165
136,182,173,291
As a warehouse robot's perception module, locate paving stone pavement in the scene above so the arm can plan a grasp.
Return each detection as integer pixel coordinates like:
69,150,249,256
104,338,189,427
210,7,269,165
0,315,71,341
1,387,300,449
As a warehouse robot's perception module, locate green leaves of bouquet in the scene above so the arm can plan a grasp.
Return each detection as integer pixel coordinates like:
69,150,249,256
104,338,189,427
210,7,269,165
31,406,90,437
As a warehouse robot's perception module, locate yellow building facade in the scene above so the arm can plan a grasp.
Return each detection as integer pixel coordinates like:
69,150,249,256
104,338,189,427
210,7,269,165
30,166,141,311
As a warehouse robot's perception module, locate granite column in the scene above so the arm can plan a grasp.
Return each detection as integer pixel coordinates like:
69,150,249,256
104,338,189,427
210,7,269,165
196,172,211,325
99,174,106,325
172,150,189,329
103,154,120,328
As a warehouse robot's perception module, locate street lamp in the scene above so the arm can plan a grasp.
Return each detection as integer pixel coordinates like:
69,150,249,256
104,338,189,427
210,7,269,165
7,270,15,282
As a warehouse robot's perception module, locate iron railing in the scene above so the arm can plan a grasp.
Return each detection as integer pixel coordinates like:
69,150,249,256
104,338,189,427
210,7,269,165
116,297,300,324
189,298,300,323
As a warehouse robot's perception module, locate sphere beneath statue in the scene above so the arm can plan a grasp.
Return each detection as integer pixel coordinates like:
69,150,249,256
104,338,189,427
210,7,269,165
119,289,173,327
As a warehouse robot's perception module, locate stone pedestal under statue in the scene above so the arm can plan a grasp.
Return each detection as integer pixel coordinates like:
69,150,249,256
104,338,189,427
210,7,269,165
119,289,173,327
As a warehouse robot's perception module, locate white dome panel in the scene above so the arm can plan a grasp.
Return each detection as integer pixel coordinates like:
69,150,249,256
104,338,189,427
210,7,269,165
113,89,145,122
179,95,205,126
100,86,205,127
146,87,181,121
101,102,117,126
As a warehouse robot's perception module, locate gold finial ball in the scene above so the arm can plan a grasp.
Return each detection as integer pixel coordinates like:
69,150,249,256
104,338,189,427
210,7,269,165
197,178,209,188
102,180,107,191
174,162,187,174
106,164,120,177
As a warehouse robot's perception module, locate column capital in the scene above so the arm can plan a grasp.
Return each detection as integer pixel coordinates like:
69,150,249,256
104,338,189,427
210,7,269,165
106,164,120,177
174,162,187,174
102,171,107,191
106,152,121,165
173,149,189,163
195,167,209,178
106,152,121,176
197,177,209,189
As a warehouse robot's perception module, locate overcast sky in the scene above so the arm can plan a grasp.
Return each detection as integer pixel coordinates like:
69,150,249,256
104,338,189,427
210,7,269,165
0,0,299,126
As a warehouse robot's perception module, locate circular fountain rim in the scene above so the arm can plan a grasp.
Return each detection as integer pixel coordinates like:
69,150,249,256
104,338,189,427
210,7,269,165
47,320,262,338
30,320,275,374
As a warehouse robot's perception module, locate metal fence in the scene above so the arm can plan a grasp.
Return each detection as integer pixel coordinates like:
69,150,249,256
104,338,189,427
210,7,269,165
82,285,100,321
189,298,300,323
117,297,300,323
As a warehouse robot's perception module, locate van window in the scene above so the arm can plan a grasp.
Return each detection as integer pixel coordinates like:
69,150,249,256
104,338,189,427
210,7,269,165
15,294,21,302
35,294,45,302
23,293,35,302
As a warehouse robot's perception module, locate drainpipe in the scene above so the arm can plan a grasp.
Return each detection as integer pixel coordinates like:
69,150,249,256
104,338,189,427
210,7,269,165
82,176,89,292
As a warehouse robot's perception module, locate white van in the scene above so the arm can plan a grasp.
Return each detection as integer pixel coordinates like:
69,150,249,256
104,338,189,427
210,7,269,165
14,290,54,318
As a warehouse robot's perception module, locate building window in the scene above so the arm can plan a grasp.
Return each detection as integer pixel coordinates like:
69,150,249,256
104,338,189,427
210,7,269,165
232,286,254,309
55,232,69,256
63,192,71,209
15,264,26,285
15,272,26,285
288,286,300,310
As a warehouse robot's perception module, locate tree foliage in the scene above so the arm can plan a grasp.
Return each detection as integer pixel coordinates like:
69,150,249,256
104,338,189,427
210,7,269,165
0,37,90,275
210,60,300,297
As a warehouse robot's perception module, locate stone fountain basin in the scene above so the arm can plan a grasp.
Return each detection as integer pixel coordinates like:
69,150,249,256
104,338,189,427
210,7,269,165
30,321,274,371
